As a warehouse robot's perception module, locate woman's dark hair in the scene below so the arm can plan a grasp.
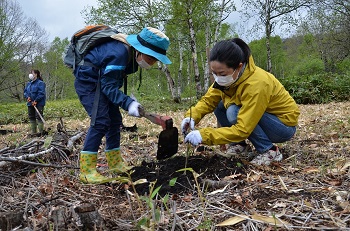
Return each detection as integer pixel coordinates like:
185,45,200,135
209,38,251,69
32,69,43,81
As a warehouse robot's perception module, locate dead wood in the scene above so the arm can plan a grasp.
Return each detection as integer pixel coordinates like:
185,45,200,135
0,156,77,169
0,125,84,169
0,210,24,231
74,204,105,230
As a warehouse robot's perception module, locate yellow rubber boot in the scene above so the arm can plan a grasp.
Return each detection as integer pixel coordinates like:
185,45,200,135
79,152,111,184
105,148,132,173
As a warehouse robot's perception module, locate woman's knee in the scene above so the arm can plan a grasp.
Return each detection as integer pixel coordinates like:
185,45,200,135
226,104,240,124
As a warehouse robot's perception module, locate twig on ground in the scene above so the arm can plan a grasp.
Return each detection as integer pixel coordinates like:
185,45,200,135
0,156,78,169
67,131,85,151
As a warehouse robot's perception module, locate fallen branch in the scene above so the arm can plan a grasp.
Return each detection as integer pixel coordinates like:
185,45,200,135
0,156,78,169
67,131,85,151
0,147,54,168
0,147,10,154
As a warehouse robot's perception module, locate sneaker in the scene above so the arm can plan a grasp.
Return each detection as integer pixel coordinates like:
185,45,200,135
250,146,283,165
226,143,252,157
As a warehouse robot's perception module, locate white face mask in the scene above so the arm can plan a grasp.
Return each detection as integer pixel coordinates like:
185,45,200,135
29,74,34,80
136,53,152,69
213,69,237,87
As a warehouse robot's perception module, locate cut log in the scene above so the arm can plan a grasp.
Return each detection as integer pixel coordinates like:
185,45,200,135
74,203,105,230
0,210,24,231
51,206,67,231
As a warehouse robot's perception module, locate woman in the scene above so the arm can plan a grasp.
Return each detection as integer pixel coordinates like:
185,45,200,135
24,69,46,136
182,38,300,165
74,27,171,184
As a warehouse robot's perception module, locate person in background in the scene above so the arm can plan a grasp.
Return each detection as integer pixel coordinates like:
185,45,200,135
74,27,171,184
181,38,300,165
24,69,46,137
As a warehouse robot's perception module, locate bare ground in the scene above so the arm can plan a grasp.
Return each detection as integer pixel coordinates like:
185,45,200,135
0,102,349,230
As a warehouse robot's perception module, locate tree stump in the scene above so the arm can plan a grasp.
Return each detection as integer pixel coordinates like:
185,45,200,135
0,210,24,231
74,203,105,230
51,206,67,231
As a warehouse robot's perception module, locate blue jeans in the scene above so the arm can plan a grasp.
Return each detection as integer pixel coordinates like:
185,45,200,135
75,79,122,152
214,101,296,153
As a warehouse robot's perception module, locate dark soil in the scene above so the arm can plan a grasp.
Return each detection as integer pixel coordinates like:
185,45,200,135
127,154,247,197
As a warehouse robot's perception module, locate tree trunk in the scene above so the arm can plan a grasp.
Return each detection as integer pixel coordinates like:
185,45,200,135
158,63,179,102
213,0,226,43
186,61,191,86
265,0,272,73
187,3,202,99
178,40,183,97
204,8,211,91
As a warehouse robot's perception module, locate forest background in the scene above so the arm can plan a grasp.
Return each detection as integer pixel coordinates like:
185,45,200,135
0,0,349,125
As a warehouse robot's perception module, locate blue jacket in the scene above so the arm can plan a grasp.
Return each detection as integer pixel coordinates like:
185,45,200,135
74,40,139,111
24,79,46,107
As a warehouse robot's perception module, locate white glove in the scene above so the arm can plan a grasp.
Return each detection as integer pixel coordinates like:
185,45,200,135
128,101,142,117
184,130,202,146
181,117,195,135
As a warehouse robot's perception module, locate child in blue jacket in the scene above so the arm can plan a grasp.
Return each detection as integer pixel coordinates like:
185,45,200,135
74,27,171,184
24,69,46,136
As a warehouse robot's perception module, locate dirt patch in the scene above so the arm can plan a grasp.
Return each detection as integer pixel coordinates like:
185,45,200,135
129,154,246,196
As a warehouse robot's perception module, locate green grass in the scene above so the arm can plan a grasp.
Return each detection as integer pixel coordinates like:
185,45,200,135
0,99,86,125
0,97,194,125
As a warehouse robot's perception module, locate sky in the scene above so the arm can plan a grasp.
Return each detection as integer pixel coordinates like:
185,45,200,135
16,0,252,43
17,0,98,42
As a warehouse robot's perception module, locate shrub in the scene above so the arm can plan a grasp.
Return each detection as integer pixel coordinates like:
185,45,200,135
291,58,324,76
281,73,350,104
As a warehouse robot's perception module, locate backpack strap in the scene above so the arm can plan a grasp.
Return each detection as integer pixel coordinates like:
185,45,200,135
91,68,101,127
122,43,132,95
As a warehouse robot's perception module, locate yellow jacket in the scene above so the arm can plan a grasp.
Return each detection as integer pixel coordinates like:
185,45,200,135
185,56,300,145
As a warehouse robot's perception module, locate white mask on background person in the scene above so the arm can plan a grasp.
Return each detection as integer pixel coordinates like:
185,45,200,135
136,53,152,69
29,74,34,80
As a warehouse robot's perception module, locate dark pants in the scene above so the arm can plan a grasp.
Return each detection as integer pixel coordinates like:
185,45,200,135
28,105,44,123
75,79,122,152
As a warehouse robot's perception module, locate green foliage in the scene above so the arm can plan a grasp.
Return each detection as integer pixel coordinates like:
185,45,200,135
280,73,350,104
45,99,86,120
291,57,324,76
0,99,86,125
0,102,27,124
0,94,194,126
135,178,177,230
336,57,350,74
249,36,286,77
249,39,267,68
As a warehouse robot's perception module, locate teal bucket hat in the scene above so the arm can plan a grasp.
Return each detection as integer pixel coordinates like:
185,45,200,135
126,27,171,64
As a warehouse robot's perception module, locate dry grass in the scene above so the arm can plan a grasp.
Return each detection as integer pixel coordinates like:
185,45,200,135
0,102,349,230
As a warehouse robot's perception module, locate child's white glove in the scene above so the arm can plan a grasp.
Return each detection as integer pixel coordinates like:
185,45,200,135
128,101,142,117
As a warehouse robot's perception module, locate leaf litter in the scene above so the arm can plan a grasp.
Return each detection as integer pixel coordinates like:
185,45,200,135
0,102,349,230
